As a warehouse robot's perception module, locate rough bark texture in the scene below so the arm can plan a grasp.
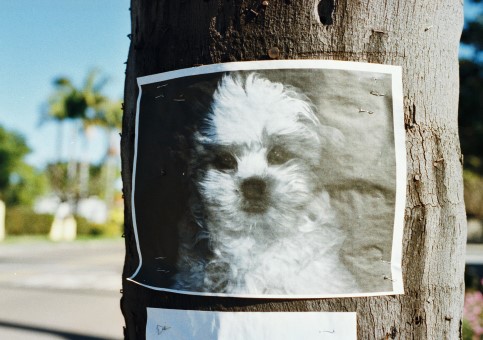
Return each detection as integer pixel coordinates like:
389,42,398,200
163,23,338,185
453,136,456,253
121,1,466,339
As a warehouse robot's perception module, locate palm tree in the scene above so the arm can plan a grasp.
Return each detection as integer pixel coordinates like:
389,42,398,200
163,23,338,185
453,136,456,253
43,69,109,203
90,99,123,208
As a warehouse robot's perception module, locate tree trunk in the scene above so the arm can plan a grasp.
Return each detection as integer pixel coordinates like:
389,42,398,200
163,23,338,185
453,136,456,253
121,1,466,339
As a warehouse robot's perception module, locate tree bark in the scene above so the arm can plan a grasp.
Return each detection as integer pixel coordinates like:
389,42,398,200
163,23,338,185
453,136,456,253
121,1,466,339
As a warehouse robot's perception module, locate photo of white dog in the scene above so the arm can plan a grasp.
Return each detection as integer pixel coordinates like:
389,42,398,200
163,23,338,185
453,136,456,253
173,73,360,295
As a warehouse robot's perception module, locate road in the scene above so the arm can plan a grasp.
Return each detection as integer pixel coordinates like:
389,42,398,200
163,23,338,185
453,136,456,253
0,239,125,340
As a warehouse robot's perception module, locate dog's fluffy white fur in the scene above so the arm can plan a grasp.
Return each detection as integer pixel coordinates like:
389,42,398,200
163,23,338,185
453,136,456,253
173,73,359,295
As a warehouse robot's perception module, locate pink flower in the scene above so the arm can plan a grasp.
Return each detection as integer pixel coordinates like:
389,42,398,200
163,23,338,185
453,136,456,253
464,291,483,337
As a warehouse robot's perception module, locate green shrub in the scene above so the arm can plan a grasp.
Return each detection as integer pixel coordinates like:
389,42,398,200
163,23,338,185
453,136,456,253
462,318,474,340
75,207,123,237
75,215,100,236
5,205,122,237
5,206,53,235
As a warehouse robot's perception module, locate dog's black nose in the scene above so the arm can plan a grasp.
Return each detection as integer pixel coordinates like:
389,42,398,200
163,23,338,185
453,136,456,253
241,177,266,200
240,178,269,214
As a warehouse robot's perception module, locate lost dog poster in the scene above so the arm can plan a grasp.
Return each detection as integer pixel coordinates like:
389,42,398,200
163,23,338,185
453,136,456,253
129,60,405,298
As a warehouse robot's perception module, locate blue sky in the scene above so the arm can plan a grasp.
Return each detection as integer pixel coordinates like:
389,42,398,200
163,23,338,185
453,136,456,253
0,0,130,166
0,1,480,168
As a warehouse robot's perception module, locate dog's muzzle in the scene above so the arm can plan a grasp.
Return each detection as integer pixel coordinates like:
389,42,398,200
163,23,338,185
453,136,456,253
240,177,269,213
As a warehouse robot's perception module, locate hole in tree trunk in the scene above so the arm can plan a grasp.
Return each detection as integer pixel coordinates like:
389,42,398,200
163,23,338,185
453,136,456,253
317,0,335,25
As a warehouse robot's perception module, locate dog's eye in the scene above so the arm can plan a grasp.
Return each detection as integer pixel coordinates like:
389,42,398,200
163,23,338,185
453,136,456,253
267,146,292,165
213,152,237,171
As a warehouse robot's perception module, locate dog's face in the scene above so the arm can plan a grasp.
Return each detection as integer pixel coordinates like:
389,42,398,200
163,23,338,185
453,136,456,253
192,74,340,238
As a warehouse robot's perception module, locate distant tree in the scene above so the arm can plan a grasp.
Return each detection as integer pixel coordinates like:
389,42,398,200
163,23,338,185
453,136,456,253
459,0,483,174
44,98,123,204
94,99,123,207
45,161,103,201
0,125,46,206
42,69,109,201
4,162,47,207
459,0,483,222
91,98,123,131
0,126,28,192
43,69,108,157
74,97,123,205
